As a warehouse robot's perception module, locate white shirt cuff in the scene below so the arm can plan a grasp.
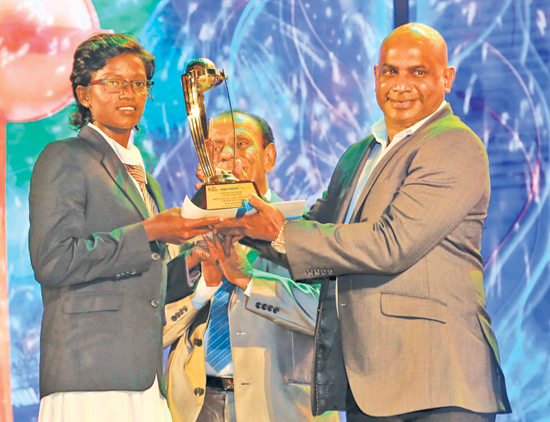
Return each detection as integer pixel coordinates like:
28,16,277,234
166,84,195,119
243,278,253,297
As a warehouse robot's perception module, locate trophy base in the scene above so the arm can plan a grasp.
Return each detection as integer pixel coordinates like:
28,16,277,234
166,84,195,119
191,180,261,210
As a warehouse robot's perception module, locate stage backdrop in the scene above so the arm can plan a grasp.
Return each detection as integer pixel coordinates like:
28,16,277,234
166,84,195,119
3,0,549,421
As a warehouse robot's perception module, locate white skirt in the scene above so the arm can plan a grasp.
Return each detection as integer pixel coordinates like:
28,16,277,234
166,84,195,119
37,376,173,422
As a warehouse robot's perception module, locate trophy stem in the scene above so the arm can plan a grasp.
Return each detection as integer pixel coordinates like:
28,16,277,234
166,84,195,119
223,77,237,174
189,114,214,179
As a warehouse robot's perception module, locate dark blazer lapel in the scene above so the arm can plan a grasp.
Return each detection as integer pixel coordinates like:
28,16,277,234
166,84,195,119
333,137,376,224
348,105,453,222
348,135,411,223
145,173,167,254
79,126,150,221
104,153,151,220
147,173,166,213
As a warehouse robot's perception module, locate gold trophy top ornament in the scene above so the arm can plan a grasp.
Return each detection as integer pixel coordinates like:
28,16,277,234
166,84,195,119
181,58,260,210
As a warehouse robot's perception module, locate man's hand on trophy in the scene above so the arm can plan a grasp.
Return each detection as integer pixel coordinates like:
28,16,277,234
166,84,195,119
201,261,223,287
177,239,223,287
183,231,228,265
142,208,220,244
183,242,210,271
194,159,246,190
202,230,253,290
218,194,285,241
181,230,249,288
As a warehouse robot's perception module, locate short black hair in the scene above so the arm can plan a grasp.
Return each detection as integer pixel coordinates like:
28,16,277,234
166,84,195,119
215,109,274,148
69,33,155,129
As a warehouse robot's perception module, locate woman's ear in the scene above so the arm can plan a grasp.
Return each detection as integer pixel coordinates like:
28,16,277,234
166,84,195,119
76,86,90,108
263,143,277,173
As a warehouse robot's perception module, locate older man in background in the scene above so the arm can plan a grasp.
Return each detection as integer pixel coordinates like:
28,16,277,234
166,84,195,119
163,110,340,422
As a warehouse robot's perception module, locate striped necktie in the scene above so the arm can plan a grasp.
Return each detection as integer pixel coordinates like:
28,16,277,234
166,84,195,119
205,280,235,373
125,164,158,217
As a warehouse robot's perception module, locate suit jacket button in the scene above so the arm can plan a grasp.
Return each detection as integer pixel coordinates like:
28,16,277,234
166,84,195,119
151,253,161,261
171,315,177,321
267,305,273,312
273,307,280,314
255,302,261,309
181,306,188,313
261,304,267,310
194,387,204,396
194,338,203,347
150,299,160,308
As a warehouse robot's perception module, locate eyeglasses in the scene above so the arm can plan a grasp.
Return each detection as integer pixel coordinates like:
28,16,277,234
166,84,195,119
88,78,154,93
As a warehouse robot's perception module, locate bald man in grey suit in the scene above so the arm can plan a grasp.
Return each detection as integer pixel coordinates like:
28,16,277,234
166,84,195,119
219,24,512,422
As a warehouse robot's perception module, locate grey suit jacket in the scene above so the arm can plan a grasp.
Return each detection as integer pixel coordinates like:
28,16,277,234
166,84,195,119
163,193,340,422
29,126,188,397
279,105,511,417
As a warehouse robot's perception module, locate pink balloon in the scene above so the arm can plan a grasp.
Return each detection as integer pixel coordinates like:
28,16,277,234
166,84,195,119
0,0,107,122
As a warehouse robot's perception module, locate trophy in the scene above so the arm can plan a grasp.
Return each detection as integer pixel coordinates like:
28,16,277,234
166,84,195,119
181,58,260,210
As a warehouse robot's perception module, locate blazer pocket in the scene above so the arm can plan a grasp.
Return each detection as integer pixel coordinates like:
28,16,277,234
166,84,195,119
380,292,448,323
63,294,123,314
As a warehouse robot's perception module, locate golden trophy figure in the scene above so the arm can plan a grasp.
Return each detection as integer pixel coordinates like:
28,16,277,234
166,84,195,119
181,58,260,210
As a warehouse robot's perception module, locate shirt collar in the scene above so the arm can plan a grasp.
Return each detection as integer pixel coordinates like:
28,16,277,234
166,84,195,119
371,100,447,147
87,123,146,170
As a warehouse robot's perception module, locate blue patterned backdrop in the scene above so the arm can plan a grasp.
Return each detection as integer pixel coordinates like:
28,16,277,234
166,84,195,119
5,1,550,421
140,0,392,207
413,2,550,421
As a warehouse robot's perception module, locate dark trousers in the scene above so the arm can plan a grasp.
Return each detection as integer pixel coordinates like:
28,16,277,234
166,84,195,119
346,385,496,422
196,387,236,422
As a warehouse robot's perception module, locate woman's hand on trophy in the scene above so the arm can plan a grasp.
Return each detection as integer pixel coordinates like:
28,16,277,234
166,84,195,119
218,194,285,241
141,208,221,243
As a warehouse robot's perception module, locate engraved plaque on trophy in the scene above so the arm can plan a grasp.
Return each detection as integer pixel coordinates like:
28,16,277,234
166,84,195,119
181,58,260,210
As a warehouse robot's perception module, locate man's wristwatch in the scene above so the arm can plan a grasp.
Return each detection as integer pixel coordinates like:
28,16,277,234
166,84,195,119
271,221,287,254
